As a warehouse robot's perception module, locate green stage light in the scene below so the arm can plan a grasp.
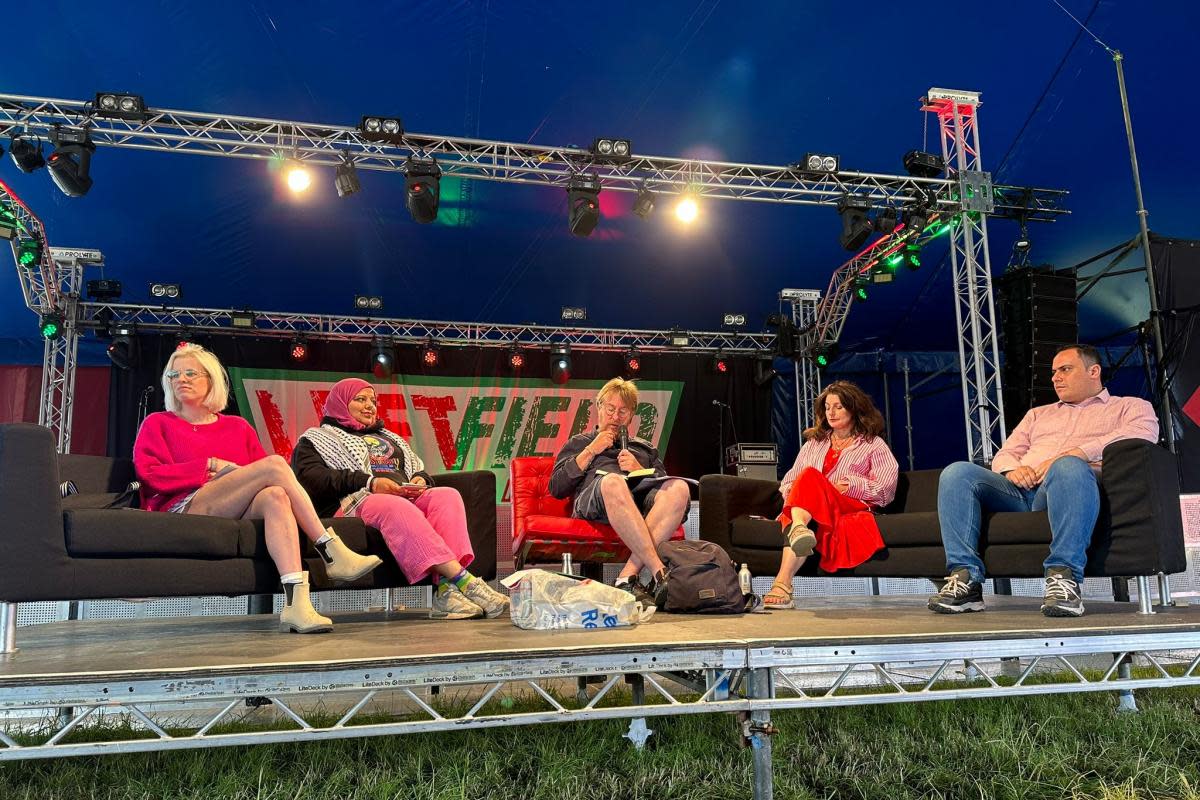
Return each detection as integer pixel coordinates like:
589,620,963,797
853,274,870,302
17,238,43,268
812,342,838,369
904,244,922,270
40,312,63,340
885,253,904,269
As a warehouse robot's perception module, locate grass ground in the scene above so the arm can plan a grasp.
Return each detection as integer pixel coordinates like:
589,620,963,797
3,685,1200,799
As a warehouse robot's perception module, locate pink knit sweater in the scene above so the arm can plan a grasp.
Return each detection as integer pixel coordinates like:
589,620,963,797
133,412,268,512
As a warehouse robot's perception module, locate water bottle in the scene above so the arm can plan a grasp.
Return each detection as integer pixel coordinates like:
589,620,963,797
738,563,752,596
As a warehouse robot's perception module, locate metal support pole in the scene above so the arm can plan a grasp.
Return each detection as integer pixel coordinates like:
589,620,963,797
1157,573,1173,607
748,668,775,800
1113,52,1175,454
903,359,915,471
247,595,274,615
1116,655,1138,713
1136,576,1155,615
880,356,892,445
0,602,16,655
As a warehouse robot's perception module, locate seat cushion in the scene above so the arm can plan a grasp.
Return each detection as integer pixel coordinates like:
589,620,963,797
65,509,247,558
730,511,947,550
983,511,1053,545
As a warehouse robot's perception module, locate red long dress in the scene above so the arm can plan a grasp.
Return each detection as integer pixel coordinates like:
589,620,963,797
776,448,884,570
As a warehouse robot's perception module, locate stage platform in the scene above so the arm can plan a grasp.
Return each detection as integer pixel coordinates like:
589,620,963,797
4,595,1200,797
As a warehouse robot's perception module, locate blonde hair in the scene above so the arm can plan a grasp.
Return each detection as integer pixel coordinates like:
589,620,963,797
596,377,638,409
162,343,229,414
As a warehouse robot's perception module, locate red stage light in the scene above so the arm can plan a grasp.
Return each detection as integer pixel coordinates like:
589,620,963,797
291,343,308,361
422,348,439,367
628,357,640,371
716,360,728,372
509,352,525,368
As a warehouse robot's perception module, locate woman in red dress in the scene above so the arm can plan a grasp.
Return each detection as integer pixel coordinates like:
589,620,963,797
763,381,899,609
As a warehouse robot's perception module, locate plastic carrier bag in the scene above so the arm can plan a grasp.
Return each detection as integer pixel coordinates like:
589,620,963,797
500,569,656,630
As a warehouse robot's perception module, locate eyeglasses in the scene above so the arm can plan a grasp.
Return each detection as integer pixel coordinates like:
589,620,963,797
166,369,206,381
599,402,633,419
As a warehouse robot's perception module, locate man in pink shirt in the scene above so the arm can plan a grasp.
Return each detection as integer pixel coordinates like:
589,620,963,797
928,344,1159,617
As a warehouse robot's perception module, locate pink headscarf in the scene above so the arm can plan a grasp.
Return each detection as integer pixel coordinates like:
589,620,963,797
323,378,374,431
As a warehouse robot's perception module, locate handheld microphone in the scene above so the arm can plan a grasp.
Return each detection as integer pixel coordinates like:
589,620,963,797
712,399,728,407
618,427,628,451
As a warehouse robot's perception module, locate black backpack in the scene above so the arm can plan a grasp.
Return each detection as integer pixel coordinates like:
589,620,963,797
656,540,754,614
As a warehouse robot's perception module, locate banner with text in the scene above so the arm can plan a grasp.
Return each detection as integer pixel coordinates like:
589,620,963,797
229,369,683,501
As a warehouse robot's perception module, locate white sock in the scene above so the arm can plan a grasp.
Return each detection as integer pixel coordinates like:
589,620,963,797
280,571,306,585
315,531,334,546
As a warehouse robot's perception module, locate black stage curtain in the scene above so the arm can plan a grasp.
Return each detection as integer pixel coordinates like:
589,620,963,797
1152,233,1200,492
107,335,772,481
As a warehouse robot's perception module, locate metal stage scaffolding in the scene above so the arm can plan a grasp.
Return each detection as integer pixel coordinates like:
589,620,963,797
3,597,1200,800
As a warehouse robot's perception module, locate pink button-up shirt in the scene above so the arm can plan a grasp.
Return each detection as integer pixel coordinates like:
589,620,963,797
990,389,1158,475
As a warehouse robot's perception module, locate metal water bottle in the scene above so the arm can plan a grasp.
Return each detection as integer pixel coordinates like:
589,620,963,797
738,563,752,595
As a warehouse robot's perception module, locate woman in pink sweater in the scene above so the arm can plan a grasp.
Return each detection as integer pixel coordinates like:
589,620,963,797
133,344,381,633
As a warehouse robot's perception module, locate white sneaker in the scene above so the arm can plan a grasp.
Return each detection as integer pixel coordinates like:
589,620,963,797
460,579,511,619
430,585,484,620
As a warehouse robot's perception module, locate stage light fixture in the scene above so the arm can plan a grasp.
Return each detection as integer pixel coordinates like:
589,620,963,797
93,92,149,121
355,294,383,311
903,150,945,179
560,306,587,322
16,237,42,268
507,345,525,370
8,133,45,173
871,263,896,284
371,338,395,379
0,206,17,241
288,336,309,363
794,152,840,177
722,313,747,327
230,311,256,329
674,195,699,224
420,339,441,368
765,313,798,358
668,329,690,347
837,195,874,251
853,274,870,302
590,137,632,162
632,186,655,219
335,160,362,198
710,351,729,374
812,342,838,369
404,158,441,224
149,282,182,302
285,160,311,193
903,244,922,271
107,325,139,370
1014,227,1031,252
550,343,572,385
567,174,601,237
623,348,641,375
47,129,96,198
86,279,122,301
359,115,404,144
39,312,63,340
874,206,899,234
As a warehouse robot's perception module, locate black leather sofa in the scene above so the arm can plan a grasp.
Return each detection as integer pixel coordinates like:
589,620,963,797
0,423,497,646
699,439,1185,585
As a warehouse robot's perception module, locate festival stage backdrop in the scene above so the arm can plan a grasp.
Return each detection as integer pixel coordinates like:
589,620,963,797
1153,234,1200,492
229,369,682,501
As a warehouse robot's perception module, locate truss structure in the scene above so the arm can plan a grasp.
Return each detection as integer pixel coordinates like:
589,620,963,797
783,290,821,438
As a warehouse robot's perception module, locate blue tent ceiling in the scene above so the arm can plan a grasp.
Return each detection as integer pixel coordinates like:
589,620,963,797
2,0,1197,361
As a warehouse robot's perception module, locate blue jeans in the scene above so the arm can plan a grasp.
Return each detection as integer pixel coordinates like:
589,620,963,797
937,457,1099,583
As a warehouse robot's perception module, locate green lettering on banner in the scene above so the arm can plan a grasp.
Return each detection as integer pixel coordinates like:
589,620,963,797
517,396,570,457
635,402,659,440
569,399,594,436
454,396,505,470
491,396,528,466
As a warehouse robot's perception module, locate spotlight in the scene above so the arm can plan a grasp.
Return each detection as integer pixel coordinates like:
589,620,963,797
40,312,64,340
149,282,182,302
106,325,139,370
355,294,383,311
904,204,931,235
405,158,441,223
903,150,945,179
550,343,571,384
230,310,256,329
289,336,309,363
623,348,641,375
853,274,870,302
560,306,588,322
47,129,96,197
836,195,874,251
669,330,690,347
285,161,311,193
335,160,361,198
0,209,16,241
765,313,798,358
871,262,896,284
903,244,922,271
567,174,601,237
812,342,838,369
590,137,632,162
93,92,149,121
722,313,747,328
86,279,122,301
710,351,729,374
359,115,404,144
507,345,525,370
8,133,45,173
420,338,441,368
874,206,899,235
674,195,699,224
15,237,42,269
1014,227,1031,252
371,338,395,379
632,186,655,219
794,152,840,177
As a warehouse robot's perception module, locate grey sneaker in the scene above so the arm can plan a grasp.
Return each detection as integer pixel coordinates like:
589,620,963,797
928,568,986,613
1041,567,1084,617
461,578,511,619
430,585,484,620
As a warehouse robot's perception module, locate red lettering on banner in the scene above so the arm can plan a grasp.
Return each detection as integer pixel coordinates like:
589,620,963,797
310,390,330,422
1185,385,1200,427
255,390,294,459
375,392,412,437
412,394,458,468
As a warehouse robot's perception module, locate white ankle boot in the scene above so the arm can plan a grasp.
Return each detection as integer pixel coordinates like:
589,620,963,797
317,528,383,582
279,573,333,634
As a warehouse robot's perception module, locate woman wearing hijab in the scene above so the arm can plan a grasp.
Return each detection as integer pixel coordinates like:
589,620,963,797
291,378,510,620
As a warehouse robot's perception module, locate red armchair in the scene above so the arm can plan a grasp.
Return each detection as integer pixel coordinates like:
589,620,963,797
510,456,685,576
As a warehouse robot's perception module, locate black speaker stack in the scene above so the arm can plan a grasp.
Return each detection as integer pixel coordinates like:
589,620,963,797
996,267,1078,431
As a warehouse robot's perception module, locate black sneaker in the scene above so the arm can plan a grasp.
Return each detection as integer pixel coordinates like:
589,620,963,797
1041,567,1085,617
615,577,656,609
928,568,986,614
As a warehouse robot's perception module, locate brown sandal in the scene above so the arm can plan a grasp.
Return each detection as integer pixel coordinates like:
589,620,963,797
763,580,794,610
